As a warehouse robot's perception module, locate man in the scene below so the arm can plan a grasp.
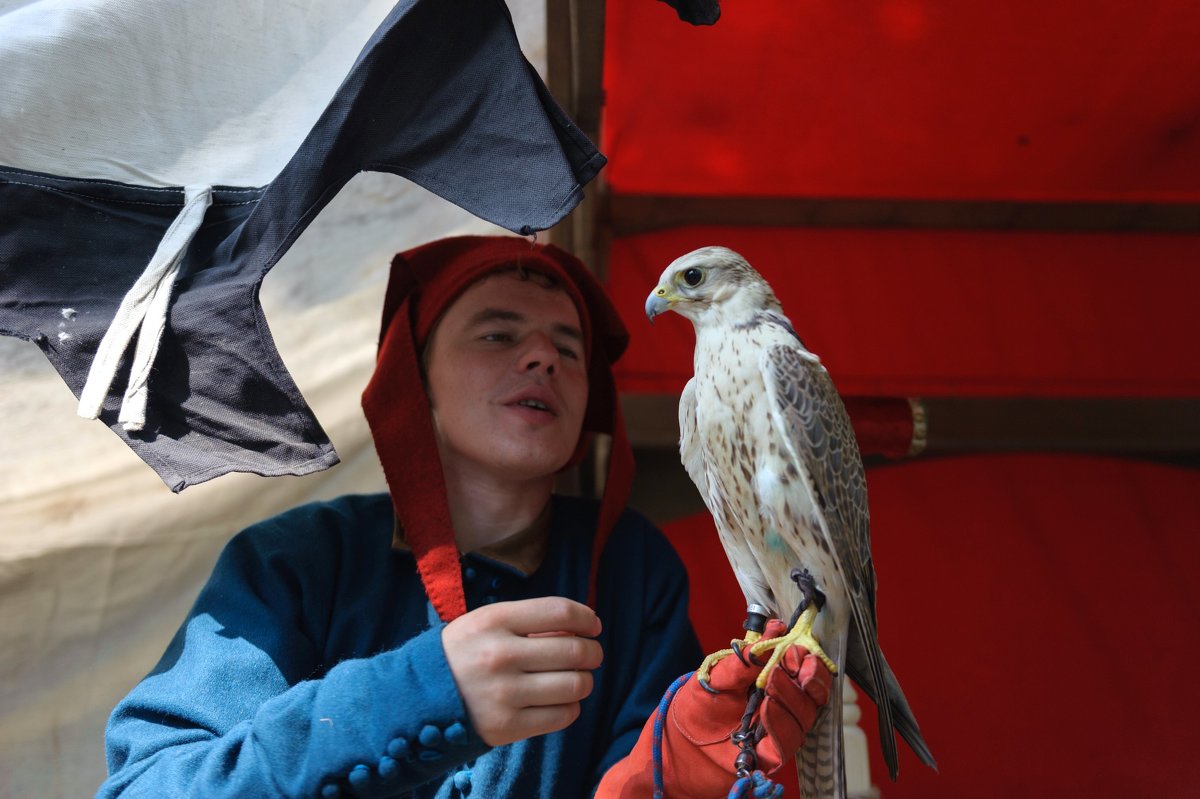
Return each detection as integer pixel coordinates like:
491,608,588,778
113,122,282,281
98,236,828,798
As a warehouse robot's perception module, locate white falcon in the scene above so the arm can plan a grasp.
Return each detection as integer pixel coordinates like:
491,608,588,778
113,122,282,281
645,246,936,798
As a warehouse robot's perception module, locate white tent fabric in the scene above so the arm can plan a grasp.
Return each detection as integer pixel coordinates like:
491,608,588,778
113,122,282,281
0,2,546,796
1,0,397,186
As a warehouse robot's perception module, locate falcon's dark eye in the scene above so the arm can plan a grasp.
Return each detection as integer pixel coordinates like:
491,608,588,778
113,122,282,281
682,267,704,287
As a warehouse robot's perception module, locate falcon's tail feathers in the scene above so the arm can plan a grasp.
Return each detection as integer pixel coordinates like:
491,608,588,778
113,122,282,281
879,650,937,771
846,632,938,777
844,612,900,780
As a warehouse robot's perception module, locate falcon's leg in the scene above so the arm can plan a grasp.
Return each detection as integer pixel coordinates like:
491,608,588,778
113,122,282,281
749,569,838,689
696,604,771,693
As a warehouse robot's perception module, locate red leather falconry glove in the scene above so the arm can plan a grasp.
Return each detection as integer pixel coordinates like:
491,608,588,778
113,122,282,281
596,620,833,798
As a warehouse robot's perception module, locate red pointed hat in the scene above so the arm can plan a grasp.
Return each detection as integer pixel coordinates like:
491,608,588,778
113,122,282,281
361,235,634,622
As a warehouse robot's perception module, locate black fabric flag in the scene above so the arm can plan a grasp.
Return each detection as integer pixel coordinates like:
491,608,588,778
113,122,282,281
0,0,604,490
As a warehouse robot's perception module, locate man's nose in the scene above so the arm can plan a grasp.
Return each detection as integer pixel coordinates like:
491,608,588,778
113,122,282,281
520,333,559,375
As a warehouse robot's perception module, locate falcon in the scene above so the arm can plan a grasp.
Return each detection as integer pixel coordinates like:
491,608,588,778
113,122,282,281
645,246,936,798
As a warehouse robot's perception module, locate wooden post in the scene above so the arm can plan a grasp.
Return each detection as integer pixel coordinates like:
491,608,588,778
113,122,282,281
843,681,881,799
545,0,610,279
547,0,612,500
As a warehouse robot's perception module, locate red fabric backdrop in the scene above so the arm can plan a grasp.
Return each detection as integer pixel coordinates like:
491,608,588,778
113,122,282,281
600,2,1200,796
604,0,1200,201
608,228,1200,399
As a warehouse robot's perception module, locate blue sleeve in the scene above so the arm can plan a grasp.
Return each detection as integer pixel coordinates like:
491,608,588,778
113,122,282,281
98,513,489,799
588,512,703,790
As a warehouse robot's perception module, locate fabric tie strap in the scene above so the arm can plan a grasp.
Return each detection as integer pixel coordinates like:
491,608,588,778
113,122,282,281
77,184,212,431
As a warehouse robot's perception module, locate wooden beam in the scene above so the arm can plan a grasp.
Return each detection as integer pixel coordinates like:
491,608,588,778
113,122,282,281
610,195,1200,236
624,393,1200,522
622,394,1200,456
918,397,1200,455
627,446,706,523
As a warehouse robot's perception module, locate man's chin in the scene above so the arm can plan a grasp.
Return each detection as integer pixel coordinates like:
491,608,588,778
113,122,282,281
492,451,577,484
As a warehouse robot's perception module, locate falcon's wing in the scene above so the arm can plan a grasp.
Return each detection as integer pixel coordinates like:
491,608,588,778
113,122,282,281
760,346,873,594
678,377,708,499
759,343,898,772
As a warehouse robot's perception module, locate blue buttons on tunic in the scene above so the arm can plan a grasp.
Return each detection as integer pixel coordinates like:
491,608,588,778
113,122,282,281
464,566,477,581
320,783,341,799
418,724,443,748
453,768,472,792
387,737,410,760
444,721,468,746
348,764,371,791
382,721,470,779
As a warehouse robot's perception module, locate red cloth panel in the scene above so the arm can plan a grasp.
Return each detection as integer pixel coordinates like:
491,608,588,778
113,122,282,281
604,1,1200,201
844,397,916,458
661,454,1200,798
610,228,1200,398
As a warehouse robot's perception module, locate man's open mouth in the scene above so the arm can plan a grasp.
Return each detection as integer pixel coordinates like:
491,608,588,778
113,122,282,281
515,398,553,414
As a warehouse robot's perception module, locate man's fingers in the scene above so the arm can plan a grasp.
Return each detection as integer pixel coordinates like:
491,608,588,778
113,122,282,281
440,599,607,748
761,619,788,639
765,666,817,721
509,669,595,708
499,596,603,638
705,650,757,692
510,633,603,672
508,703,584,739
796,653,833,704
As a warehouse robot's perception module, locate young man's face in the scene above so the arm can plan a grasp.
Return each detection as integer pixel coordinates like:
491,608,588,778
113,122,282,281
424,270,589,484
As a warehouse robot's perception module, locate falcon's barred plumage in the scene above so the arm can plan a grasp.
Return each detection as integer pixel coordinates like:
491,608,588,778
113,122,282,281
645,247,936,798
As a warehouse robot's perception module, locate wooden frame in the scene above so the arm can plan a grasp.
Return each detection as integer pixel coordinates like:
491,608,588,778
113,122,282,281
611,195,1200,236
623,393,1200,455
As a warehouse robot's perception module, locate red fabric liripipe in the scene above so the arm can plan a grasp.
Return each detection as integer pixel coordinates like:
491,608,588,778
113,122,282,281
363,236,634,622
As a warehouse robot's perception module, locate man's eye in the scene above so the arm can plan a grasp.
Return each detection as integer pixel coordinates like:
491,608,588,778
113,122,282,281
557,346,580,360
482,332,513,342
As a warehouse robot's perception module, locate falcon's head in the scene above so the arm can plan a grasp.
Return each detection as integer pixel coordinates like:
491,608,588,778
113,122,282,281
645,246,780,326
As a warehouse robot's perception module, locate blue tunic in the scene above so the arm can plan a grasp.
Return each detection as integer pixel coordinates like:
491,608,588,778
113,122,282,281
99,494,701,798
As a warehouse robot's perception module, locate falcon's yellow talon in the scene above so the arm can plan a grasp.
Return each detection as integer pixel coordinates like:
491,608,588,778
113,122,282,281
696,626,764,686
696,647,735,686
748,604,837,689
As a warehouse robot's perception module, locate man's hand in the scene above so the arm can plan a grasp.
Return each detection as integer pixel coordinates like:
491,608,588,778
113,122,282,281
441,597,603,746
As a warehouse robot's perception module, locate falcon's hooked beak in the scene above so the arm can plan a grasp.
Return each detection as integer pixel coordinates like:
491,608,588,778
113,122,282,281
645,285,678,323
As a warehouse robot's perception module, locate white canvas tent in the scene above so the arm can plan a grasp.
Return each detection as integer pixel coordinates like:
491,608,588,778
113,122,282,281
0,3,546,796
